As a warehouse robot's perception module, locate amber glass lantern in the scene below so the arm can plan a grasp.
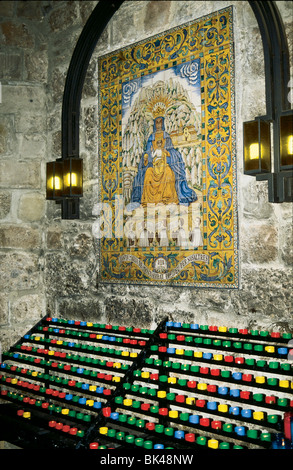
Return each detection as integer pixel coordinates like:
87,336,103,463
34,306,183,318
243,119,271,175
46,160,64,200
62,158,83,197
280,114,293,169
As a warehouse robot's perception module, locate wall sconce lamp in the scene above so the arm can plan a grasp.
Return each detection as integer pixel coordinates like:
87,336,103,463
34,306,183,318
243,3,293,204
46,157,83,219
243,111,293,203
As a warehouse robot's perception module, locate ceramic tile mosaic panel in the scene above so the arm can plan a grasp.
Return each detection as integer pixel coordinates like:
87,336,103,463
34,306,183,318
97,6,239,288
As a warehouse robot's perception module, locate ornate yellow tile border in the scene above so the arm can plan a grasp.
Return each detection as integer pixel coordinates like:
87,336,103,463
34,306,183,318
97,6,239,289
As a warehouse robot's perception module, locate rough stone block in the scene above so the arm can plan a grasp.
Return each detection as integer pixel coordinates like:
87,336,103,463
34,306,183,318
144,0,171,34
0,52,22,80
239,267,293,321
242,180,274,220
11,293,45,323
0,191,11,219
57,296,104,322
14,112,46,134
0,115,15,156
16,1,42,20
46,227,63,250
0,225,41,249
48,2,79,32
0,2,14,17
0,21,34,48
0,293,9,326
45,252,91,297
1,84,45,114
24,49,48,82
18,193,46,222
0,252,40,291
241,222,278,264
104,297,153,328
69,233,93,258
19,134,46,159
0,160,41,189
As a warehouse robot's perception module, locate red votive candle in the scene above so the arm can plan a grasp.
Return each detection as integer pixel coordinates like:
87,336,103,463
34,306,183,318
62,425,71,433
187,380,197,389
141,403,150,411
239,328,248,335
200,367,209,374
146,422,155,431
265,396,276,404
271,332,280,338
159,333,167,339
185,433,195,442
159,408,168,416
224,355,234,363
150,373,159,381
207,384,217,393
103,389,111,396
89,442,99,449
211,368,220,376
235,357,244,364
177,335,185,341
159,346,167,353
196,399,206,408
49,420,56,428
240,391,250,400
209,326,217,332
102,407,111,417
211,420,222,430
242,374,252,382
200,417,210,427
175,395,185,403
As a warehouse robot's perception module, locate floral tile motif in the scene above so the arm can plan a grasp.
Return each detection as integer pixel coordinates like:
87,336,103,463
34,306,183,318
97,6,238,288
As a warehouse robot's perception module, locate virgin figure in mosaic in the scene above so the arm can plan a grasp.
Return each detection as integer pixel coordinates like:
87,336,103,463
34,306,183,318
131,115,197,208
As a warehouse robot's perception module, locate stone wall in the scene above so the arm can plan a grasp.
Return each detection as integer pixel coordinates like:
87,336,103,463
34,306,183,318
0,1,292,351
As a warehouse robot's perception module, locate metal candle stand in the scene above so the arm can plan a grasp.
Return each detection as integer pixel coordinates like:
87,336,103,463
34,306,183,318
0,316,292,449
